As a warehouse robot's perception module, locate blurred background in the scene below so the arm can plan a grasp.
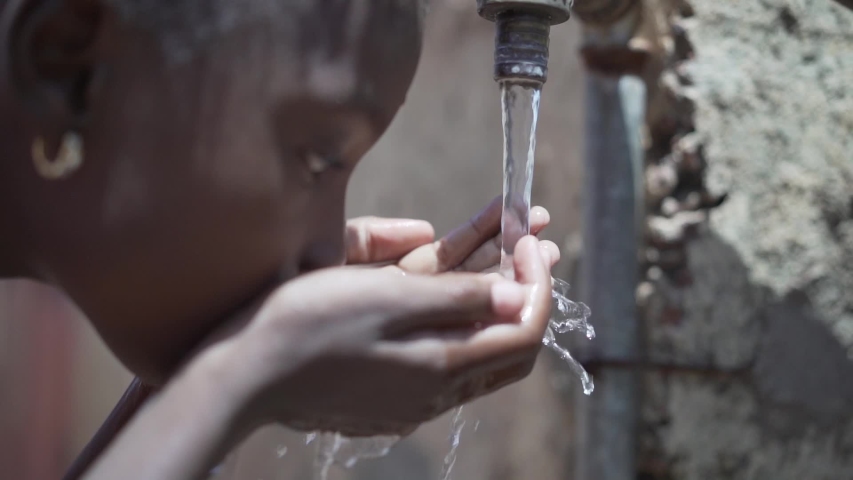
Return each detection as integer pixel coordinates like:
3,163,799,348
1,0,852,479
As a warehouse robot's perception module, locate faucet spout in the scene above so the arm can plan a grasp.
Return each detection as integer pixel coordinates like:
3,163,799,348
477,0,572,85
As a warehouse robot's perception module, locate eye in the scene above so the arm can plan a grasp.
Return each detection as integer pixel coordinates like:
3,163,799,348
301,149,344,175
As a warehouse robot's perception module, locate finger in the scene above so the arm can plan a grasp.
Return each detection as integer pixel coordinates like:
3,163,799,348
512,236,553,338
397,196,501,274
346,217,435,264
377,241,553,405
513,235,552,293
456,234,502,273
456,236,556,275
457,237,557,273
454,206,549,273
539,240,560,269
529,206,550,235
378,272,525,339
443,237,552,370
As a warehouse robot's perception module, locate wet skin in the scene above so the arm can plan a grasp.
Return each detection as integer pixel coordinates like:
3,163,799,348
0,0,424,385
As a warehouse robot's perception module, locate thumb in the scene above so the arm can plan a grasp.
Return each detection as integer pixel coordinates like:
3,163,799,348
512,236,552,329
346,217,435,264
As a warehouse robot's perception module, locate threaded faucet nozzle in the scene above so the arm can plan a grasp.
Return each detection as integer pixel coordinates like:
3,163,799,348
493,11,552,86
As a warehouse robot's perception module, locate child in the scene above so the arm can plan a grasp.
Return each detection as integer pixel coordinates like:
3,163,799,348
0,1,560,478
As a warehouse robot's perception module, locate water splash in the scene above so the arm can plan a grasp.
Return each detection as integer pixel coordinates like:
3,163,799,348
275,445,288,458
549,278,595,394
439,407,466,480
551,278,594,339
310,432,400,480
543,326,594,395
499,82,594,395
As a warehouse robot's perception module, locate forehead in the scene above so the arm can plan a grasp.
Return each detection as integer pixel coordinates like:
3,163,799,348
113,0,424,111
111,0,425,64
111,0,304,64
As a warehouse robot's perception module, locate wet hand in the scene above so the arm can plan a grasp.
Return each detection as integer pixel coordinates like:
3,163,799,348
224,236,553,437
345,195,560,273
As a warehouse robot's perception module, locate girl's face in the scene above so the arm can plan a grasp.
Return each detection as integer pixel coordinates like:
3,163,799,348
0,0,425,383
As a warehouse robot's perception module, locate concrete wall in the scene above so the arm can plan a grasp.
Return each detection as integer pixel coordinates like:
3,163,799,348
640,1,853,478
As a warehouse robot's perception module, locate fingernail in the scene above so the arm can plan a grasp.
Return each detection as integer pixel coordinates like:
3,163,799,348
532,207,550,225
491,281,525,316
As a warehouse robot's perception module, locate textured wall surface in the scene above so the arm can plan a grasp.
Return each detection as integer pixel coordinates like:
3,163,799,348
641,1,853,478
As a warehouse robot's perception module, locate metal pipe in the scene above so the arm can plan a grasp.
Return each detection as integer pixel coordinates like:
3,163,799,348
477,0,572,23
572,2,645,479
575,71,645,480
477,0,572,85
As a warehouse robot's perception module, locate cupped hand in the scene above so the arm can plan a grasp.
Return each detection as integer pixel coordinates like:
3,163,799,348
229,246,553,437
344,195,560,273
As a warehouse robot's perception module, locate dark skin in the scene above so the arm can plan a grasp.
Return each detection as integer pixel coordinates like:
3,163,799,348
1,0,426,385
1,0,561,477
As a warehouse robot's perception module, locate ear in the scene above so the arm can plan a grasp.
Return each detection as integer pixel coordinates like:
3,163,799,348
8,0,110,127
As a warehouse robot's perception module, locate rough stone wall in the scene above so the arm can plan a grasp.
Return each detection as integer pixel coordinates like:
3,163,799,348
640,1,853,478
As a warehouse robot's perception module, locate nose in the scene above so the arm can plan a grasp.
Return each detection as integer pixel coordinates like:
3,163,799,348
298,236,346,273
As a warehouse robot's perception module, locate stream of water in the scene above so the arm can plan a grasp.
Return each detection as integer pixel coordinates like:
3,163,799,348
499,82,541,276
499,82,595,395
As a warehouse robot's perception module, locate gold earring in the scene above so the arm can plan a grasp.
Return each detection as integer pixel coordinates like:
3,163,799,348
32,132,84,180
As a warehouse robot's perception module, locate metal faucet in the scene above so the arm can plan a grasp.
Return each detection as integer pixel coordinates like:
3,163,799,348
476,0,572,86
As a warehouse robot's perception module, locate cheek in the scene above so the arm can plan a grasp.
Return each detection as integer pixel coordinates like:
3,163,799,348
298,177,350,271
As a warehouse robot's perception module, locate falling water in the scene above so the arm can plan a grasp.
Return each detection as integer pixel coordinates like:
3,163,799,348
439,407,466,480
310,432,400,480
499,83,540,276
499,82,595,395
